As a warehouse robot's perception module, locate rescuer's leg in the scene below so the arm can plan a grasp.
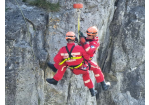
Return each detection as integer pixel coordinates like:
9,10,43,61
89,61,110,91
46,64,67,85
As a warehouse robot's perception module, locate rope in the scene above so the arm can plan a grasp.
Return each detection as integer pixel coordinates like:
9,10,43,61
77,9,81,44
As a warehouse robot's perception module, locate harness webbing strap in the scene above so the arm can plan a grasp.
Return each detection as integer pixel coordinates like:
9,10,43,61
69,62,83,69
59,45,82,65
59,56,82,65
65,45,75,58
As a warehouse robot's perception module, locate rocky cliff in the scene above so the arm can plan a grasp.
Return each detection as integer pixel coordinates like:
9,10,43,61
5,0,145,105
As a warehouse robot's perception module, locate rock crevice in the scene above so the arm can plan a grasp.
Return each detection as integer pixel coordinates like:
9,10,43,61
5,0,145,105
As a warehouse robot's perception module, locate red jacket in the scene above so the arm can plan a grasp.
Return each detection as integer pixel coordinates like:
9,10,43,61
54,43,90,66
81,37,100,58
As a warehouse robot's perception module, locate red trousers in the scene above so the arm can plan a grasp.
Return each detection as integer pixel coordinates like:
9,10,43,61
53,62,94,89
53,61,104,89
89,61,104,83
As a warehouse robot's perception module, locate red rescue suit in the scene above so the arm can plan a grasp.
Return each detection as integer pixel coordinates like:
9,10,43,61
53,43,94,89
81,36,104,83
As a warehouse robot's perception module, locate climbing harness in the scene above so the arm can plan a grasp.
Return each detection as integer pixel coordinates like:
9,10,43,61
69,62,83,69
59,45,82,65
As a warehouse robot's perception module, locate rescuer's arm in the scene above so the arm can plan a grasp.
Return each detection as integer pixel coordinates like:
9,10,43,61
54,48,63,64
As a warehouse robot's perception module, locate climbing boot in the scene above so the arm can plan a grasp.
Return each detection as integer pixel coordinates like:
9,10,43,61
47,62,57,72
89,88,97,97
46,78,58,85
101,80,110,91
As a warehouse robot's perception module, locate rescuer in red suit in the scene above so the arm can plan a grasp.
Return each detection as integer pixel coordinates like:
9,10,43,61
79,26,110,91
46,31,97,96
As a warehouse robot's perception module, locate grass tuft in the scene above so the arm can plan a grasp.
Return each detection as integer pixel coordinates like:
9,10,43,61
29,0,60,12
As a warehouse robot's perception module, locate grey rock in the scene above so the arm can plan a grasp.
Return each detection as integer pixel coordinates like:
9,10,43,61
97,0,145,105
5,0,144,105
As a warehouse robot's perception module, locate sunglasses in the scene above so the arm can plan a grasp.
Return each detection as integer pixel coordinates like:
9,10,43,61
86,31,97,34
66,36,75,37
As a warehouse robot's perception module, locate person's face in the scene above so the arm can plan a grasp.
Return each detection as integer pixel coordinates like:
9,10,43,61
87,34,94,39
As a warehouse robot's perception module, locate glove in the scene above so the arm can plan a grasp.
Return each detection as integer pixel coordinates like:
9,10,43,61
79,31,85,37
80,37,86,44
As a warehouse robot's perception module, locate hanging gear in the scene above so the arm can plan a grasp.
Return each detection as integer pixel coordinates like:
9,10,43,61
46,78,58,85
65,31,76,41
47,62,57,72
86,26,98,37
73,4,83,8
59,45,82,65
73,3,83,43
101,80,111,91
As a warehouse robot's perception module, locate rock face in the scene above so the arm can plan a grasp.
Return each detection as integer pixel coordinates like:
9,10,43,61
97,0,145,105
5,1,48,105
5,0,145,105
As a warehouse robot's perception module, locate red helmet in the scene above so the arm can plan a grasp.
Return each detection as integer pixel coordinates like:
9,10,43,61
65,31,76,41
86,26,98,36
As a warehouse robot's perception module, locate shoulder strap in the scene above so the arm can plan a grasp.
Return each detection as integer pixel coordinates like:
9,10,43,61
65,45,75,58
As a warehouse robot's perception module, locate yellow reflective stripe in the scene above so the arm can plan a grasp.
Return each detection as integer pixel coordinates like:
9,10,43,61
71,56,82,60
59,56,82,65
69,62,83,69
74,62,83,68
59,59,67,65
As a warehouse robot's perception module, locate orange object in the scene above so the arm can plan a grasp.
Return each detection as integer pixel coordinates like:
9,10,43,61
73,4,83,9
86,26,98,35
80,37,86,44
65,31,76,40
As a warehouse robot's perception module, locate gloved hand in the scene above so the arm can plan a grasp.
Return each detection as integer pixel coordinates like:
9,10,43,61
80,37,86,44
79,31,85,37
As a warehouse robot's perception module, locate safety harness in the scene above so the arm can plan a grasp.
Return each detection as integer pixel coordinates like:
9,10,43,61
59,45,83,69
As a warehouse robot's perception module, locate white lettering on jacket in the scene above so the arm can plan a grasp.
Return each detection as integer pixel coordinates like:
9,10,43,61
61,52,81,59
66,59,76,62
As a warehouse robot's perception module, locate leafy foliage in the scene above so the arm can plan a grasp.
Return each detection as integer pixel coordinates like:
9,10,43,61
29,0,60,12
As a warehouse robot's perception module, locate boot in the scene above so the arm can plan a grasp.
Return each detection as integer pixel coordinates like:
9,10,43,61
47,62,57,72
46,78,58,85
101,80,110,91
89,88,97,97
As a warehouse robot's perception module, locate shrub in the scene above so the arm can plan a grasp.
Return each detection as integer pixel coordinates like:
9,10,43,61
29,0,60,12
